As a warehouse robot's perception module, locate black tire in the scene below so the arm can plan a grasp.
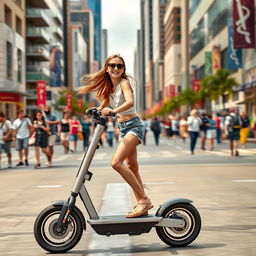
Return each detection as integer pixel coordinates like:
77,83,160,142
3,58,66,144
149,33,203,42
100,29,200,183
34,205,84,253
156,203,201,247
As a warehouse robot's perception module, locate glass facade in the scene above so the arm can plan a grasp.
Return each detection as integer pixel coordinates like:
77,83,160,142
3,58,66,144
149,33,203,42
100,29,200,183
87,0,102,67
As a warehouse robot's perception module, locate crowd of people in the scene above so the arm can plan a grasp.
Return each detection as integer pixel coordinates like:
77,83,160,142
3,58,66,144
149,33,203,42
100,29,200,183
0,106,255,169
142,108,254,156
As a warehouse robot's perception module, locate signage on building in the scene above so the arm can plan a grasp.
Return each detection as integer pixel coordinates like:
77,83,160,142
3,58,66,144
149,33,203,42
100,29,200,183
50,46,62,87
192,79,203,109
212,45,221,74
233,0,255,48
77,97,84,112
66,93,73,111
228,18,243,69
204,52,212,77
36,81,46,108
0,92,21,103
164,85,176,100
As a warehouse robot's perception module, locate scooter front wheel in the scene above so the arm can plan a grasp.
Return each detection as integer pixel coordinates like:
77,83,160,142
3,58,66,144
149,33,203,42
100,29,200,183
34,205,83,253
156,203,201,247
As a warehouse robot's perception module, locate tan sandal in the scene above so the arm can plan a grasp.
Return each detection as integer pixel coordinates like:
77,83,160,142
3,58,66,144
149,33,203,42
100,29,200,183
126,201,153,218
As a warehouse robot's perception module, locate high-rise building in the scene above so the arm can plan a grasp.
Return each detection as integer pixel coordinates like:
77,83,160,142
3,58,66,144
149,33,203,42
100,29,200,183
87,0,102,68
25,0,64,116
0,0,26,119
101,29,108,65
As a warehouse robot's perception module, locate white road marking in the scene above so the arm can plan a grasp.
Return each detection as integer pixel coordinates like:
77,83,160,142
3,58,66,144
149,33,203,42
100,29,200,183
54,155,70,161
175,146,183,150
88,183,132,255
94,153,107,160
138,151,150,158
232,180,256,183
33,185,64,188
160,151,176,157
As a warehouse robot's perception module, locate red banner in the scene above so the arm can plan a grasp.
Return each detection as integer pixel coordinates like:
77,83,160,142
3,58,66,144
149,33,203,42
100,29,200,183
164,85,176,100
36,81,46,109
77,98,83,112
66,93,73,111
0,92,21,103
192,79,203,109
233,0,255,48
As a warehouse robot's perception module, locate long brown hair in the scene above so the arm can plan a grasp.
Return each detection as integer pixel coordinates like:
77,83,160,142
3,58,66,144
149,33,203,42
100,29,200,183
78,54,129,101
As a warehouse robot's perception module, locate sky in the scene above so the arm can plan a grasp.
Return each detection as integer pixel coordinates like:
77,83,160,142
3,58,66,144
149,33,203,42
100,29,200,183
102,0,140,76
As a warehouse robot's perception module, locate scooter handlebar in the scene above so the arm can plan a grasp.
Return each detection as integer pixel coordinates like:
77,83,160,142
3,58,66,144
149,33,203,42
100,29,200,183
85,108,116,117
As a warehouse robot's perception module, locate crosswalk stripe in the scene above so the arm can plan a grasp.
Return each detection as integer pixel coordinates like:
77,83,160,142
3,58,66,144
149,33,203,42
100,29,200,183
160,151,176,157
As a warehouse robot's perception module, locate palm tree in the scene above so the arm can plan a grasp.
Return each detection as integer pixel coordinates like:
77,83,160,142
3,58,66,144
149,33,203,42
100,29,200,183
207,69,239,110
178,87,199,111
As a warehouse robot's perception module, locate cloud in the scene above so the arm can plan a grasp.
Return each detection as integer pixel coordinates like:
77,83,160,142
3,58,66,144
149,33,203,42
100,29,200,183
102,0,140,74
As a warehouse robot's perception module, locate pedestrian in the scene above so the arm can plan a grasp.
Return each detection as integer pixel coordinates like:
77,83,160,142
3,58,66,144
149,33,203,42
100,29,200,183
69,115,81,153
187,109,202,155
59,112,71,154
239,111,250,149
13,109,32,166
33,110,52,168
106,117,115,147
43,106,59,159
200,113,210,150
225,108,242,156
141,115,149,145
164,119,172,138
179,115,188,143
80,115,91,151
214,113,222,144
150,117,161,146
171,116,179,142
206,114,216,151
0,112,14,169
78,54,152,218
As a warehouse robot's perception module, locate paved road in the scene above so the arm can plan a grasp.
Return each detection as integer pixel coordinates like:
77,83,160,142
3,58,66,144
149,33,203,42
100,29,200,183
0,133,255,255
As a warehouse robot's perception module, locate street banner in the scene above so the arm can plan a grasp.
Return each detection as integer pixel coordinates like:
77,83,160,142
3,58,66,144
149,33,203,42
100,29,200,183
192,79,203,109
36,81,46,109
204,52,212,76
66,93,73,111
228,18,243,69
164,85,176,100
50,46,62,87
77,98,84,112
212,45,221,74
233,0,255,48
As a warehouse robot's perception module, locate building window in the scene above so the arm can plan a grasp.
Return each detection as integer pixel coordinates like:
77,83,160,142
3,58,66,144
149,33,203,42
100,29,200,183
16,16,22,35
75,31,78,52
6,42,12,80
4,5,12,28
232,91,239,101
14,0,22,7
17,49,22,83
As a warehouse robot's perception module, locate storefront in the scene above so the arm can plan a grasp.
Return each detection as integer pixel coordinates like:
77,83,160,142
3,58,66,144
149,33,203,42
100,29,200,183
0,92,25,121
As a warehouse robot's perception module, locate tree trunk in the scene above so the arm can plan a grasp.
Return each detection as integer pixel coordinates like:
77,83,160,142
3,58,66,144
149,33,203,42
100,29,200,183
222,94,225,111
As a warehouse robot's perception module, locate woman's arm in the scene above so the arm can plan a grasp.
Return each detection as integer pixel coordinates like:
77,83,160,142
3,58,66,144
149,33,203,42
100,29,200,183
97,98,110,111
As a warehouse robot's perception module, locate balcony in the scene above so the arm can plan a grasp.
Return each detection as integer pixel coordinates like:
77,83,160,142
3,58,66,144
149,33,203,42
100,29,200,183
26,27,50,44
54,11,63,25
26,89,37,99
26,9,50,27
54,26,63,40
26,0,50,9
26,45,49,61
26,69,50,83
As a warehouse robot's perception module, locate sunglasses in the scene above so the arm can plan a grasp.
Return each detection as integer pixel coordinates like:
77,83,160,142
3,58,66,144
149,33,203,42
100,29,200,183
108,63,124,69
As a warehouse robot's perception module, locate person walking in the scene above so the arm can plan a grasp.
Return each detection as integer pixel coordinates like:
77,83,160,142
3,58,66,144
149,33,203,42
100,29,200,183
214,113,222,144
187,109,202,155
141,116,149,145
225,108,242,156
200,113,209,150
43,106,59,159
239,111,250,149
13,109,32,166
171,116,179,142
78,54,152,218
179,115,188,143
150,117,161,146
106,117,115,147
69,115,81,153
80,115,91,151
33,110,52,168
59,112,71,154
0,112,14,169
206,114,216,151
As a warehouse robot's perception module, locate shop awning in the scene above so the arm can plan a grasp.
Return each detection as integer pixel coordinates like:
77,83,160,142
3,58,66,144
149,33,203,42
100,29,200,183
234,79,256,92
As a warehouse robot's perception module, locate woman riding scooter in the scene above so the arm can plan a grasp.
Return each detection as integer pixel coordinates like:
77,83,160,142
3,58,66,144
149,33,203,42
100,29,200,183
78,54,153,218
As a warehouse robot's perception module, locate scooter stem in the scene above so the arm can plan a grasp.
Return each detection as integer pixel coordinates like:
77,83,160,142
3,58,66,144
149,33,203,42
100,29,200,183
71,123,105,194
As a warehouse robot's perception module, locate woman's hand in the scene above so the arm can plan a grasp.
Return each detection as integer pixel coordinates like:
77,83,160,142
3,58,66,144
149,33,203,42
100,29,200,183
101,107,114,116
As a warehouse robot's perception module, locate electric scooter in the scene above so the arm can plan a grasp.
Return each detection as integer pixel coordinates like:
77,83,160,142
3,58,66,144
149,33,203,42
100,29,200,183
34,109,201,253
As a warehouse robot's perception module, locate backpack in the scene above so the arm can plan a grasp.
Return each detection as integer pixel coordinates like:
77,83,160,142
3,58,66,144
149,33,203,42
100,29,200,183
229,115,241,131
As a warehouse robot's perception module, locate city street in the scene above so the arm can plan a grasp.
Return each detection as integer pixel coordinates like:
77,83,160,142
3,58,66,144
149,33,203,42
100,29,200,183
0,133,255,256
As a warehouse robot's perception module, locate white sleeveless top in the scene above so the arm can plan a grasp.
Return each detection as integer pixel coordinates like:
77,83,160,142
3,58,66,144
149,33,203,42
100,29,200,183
109,79,136,117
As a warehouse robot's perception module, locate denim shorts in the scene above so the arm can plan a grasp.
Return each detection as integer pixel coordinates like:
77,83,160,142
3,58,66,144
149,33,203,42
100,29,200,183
118,116,145,143
0,142,11,154
69,134,78,142
16,137,29,151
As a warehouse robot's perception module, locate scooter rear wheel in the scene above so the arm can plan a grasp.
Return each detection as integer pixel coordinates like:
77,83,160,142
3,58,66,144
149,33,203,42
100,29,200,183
34,205,83,253
156,203,201,247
